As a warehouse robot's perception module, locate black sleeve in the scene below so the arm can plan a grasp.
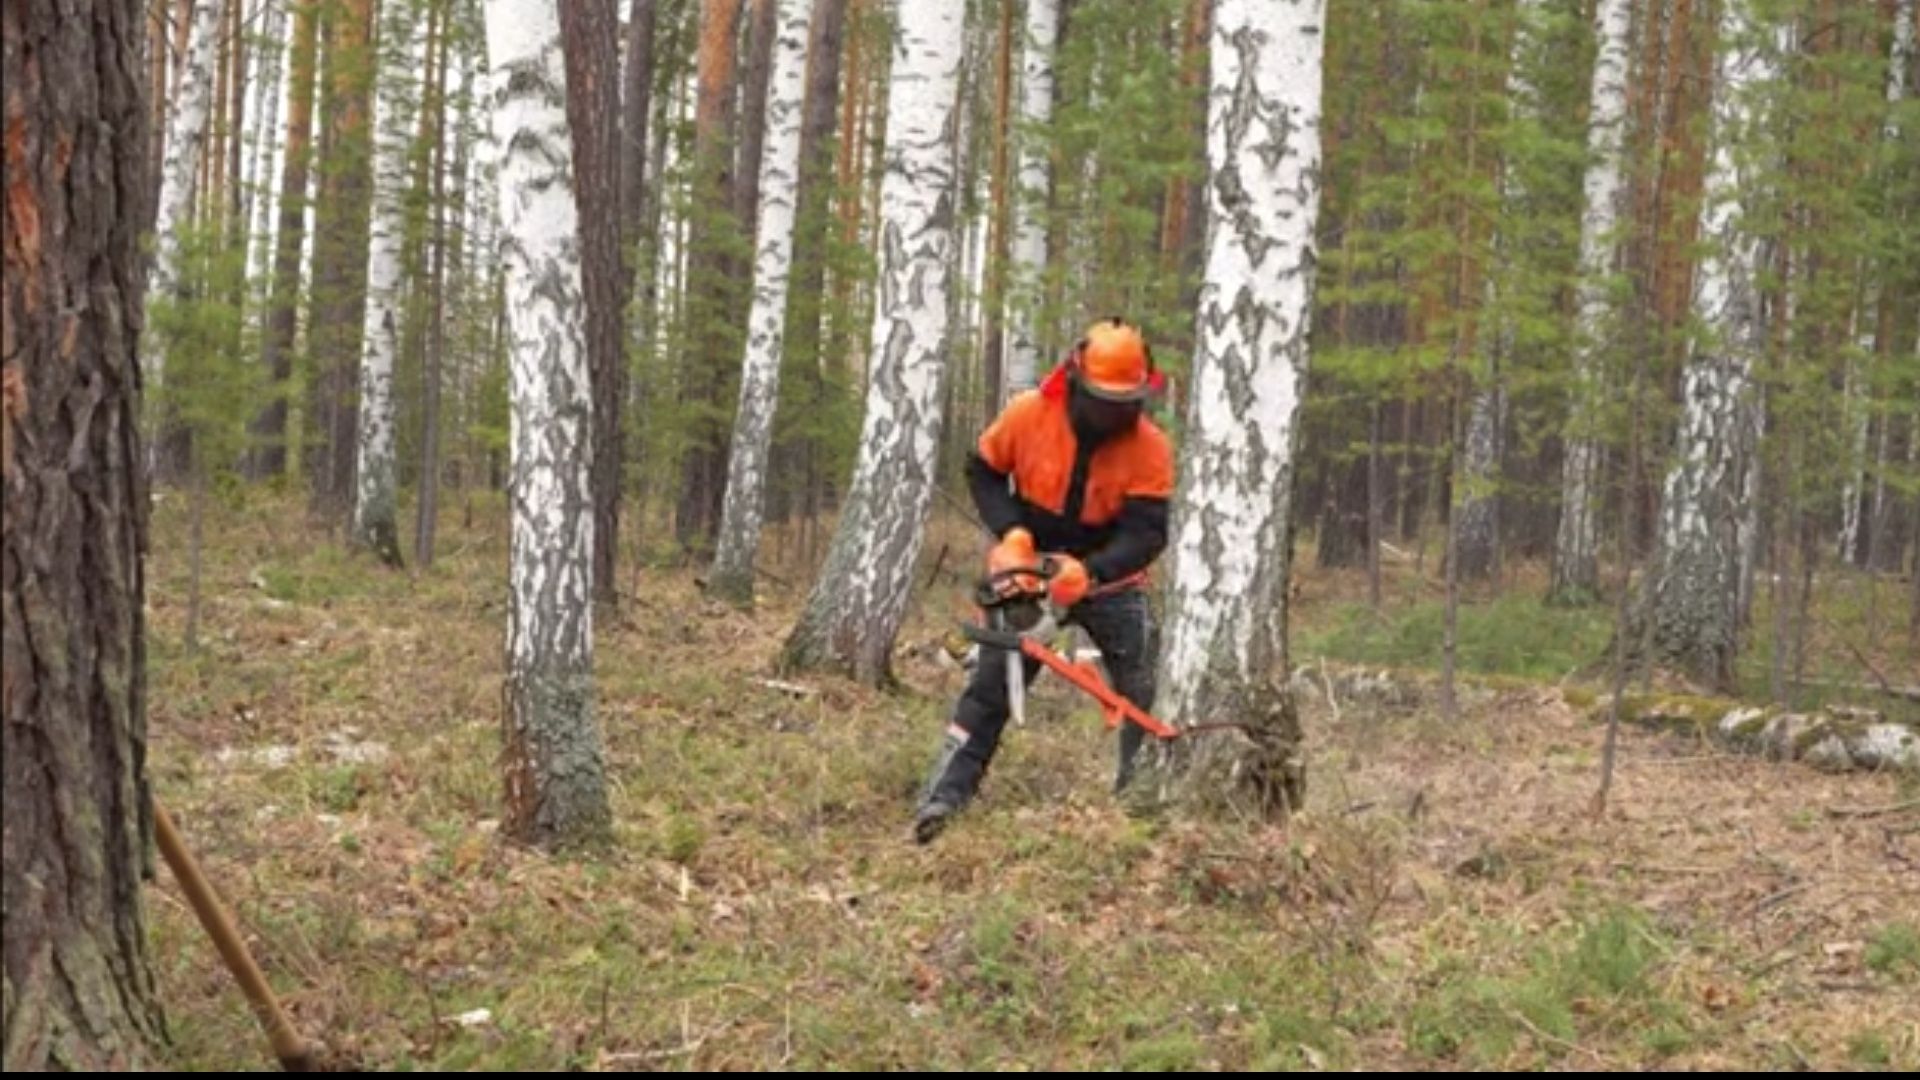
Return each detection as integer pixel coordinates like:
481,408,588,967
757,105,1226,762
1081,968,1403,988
1085,497,1170,583
967,452,1026,539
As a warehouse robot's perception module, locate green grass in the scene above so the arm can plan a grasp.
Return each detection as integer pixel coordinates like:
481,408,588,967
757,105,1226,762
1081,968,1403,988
141,493,1918,1072
1865,923,1920,981
1404,908,1678,1068
1300,593,1613,681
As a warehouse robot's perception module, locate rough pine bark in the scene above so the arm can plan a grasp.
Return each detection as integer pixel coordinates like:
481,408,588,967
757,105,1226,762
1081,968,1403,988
676,0,747,549
780,0,965,685
1157,0,1326,819
559,0,627,606
488,0,611,848
2,0,165,1064
309,0,378,517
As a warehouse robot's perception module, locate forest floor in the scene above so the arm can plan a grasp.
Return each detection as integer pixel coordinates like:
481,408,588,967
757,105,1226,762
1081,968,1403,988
146,490,1919,1071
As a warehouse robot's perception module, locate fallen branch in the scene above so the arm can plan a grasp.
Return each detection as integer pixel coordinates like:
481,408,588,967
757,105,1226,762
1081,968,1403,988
753,678,818,699
1824,799,1920,820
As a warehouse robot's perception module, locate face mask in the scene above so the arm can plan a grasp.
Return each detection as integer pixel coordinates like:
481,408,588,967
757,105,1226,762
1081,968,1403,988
1068,382,1143,444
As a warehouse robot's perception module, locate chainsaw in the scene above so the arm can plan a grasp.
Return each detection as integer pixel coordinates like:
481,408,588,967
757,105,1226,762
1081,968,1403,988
960,560,1183,741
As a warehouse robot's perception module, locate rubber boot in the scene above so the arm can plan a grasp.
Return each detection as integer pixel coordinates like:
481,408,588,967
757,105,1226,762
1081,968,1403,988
914,727,984,844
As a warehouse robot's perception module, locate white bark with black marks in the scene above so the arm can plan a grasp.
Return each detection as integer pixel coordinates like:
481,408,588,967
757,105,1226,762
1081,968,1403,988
782,0,964,685
711,0,814,604
1157,0,1325,818
487,0,609,847
147,0,227,389
1551,0,1632,605
1004,0,1057,396
1843,0,1913,566
245,0,289,296
352,0,423,566
1648,0,1775,688
1457,0,1544,583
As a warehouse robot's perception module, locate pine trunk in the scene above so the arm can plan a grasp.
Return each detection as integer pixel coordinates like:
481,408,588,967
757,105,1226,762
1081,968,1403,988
2,0,165,1064
676,0,747,550
416,0,459,570
309,0,378,518
559,0,627,606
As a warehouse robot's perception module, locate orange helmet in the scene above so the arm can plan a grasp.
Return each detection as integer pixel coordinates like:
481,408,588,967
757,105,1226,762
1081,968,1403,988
1072,318,1155,402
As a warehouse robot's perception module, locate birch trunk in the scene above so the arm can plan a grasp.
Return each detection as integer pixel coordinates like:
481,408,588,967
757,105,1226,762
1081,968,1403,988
245,0,290,295
711,0,814,605
1457,0,1545,583
1646,0,1776,690
780,0,964,685
1004,0,1057,397
488,0,609,848
147,0,227,390
352,0,422,566
1157,0,1326,819
1549,0,1634,605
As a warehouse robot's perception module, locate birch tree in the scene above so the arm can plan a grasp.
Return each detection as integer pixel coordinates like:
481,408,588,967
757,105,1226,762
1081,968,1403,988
1842,0,1913,567
252,0,321,479
781,0,965,685
147,0,227,392
711,0,814,605
1454,0,1545,583
245,0,290,295
1645,0,1777,689
1549,0,1633,605
1004,0,1058,396
352,0,423,566
488,0,610,847
1156,0,1325,818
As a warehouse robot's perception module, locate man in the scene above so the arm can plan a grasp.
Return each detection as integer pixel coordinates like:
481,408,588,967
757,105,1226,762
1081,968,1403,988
914,318,1175,844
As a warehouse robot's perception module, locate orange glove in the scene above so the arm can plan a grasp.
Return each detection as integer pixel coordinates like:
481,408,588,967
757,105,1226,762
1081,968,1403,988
1048,555,1091,608
988,528,1040,594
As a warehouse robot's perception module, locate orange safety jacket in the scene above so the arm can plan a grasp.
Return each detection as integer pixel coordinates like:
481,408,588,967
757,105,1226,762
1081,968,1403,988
969,371,1174,585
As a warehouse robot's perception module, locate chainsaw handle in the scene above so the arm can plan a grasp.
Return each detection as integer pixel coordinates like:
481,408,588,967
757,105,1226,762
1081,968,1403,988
974,557,1060,607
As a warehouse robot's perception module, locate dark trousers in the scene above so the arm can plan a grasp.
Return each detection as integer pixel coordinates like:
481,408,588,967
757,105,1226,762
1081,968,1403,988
921,586,1158,809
